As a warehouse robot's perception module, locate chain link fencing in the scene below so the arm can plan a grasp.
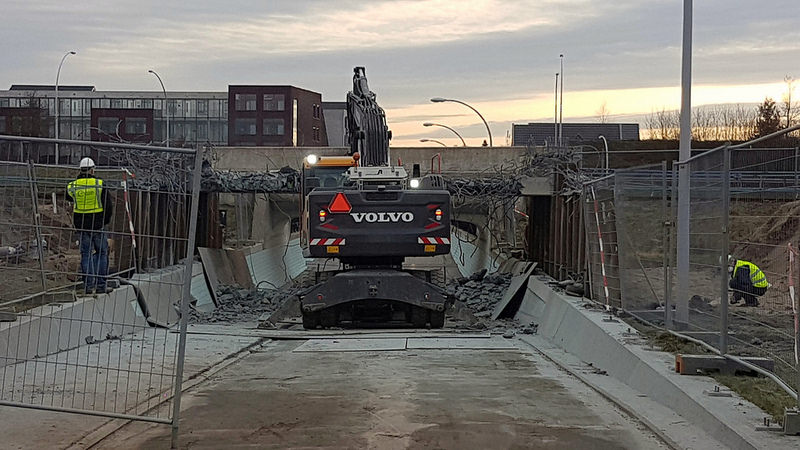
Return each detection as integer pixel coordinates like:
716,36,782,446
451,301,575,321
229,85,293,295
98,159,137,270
0,135,202,439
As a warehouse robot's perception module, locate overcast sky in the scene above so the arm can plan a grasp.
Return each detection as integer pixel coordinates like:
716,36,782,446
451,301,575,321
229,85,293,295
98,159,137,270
1,0,798,146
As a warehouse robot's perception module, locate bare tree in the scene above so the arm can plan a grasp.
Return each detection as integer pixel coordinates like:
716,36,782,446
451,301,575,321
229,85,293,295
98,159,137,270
644,104,757,141
596,101,610,124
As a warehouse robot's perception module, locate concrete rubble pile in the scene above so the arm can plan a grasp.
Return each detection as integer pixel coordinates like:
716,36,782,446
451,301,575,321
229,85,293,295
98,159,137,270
190,285,301,323
201,165,299,193
447,269,537,336
447,269,513,317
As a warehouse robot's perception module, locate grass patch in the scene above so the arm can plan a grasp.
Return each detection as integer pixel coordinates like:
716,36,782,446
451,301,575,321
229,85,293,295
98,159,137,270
623,316,797,422
712,375,796,422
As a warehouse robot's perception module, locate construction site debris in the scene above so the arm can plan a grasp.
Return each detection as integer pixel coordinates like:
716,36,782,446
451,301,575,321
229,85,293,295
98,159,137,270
446,271,513,315
201,165,299,193
190,285,301,324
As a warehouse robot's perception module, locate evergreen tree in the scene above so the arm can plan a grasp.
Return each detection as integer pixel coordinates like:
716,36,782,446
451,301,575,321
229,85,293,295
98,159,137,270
754,97,781,138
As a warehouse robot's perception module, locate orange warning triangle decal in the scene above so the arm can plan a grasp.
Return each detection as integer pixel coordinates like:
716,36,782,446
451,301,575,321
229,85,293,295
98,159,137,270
328,192,352,213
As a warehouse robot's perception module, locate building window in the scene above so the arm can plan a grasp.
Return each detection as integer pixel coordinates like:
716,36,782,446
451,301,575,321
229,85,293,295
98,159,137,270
235,94,257,111
0,117,5,133
98,117,120,135
263,119,284,136
235,118,257,136
313,104,321,119
197,100,208,116
125,118,147,134
263,94,285,111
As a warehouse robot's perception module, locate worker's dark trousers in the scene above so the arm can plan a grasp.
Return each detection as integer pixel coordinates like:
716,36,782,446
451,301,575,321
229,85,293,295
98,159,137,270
730,281,766,306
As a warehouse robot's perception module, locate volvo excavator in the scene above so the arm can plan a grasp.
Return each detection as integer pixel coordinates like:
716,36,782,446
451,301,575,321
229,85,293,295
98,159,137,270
298,67,452,328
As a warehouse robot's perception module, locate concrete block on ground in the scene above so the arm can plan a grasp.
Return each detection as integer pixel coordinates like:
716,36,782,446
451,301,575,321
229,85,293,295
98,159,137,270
675,354,775,376
785,409,800,435
0,286,145,368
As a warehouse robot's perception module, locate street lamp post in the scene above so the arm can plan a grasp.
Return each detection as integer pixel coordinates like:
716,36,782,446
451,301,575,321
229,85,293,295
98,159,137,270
598,135,609,172
559,54,564,147
423,122,466,147
148,70,169,147
554,72,559,147
430,97,492,147
55,50,76,164
420,138,447,147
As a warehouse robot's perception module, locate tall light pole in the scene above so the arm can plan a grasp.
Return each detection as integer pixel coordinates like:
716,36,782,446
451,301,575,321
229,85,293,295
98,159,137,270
423,122,466,147
55,50,76,163
598,135,609,172
554,72,559,147
420,138,447,147
559,54,564,147
148,70,169,147
430,97,492,147
676,0,693,331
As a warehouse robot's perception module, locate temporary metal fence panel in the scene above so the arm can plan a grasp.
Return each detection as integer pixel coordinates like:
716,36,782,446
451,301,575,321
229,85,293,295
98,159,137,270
727,147,800,395
583,175,621,309
0,135,202,438
672,147,729,351
613,163,670,320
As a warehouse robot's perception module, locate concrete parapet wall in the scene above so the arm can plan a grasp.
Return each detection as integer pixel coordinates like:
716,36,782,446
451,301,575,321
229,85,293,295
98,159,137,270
212,146,531,176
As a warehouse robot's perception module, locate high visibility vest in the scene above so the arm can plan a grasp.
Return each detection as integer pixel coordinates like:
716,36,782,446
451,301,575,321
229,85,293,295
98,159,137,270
67,178,104,214
734,260,768,288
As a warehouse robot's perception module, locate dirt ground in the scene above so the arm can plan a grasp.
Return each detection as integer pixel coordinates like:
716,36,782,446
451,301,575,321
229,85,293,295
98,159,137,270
95,340,667,450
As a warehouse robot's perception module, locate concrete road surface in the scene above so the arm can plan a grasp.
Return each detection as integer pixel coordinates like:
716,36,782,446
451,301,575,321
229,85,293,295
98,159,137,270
95,337,667,449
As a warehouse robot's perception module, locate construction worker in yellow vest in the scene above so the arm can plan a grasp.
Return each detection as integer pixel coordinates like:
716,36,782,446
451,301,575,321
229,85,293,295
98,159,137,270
728,255,768,307
67,157,113,295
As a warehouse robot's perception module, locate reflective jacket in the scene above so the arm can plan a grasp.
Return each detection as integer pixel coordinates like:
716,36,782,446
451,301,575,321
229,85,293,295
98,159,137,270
67,177,104,213
733,260,768,289
67,175,112,230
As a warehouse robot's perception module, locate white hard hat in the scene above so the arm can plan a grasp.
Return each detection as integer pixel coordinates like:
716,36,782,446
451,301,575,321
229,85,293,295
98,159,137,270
79,157,95,169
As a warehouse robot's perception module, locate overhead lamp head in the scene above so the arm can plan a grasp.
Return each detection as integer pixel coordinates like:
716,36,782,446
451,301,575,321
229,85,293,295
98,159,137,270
430,97,446,103
423,122,434,127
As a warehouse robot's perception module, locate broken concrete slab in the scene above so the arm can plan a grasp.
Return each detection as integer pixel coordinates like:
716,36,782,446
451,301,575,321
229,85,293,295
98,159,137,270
198,248,224,305
245,238,306,289
190,262,215,313
129,266,182,326
491,262,536,320
226,248,255,288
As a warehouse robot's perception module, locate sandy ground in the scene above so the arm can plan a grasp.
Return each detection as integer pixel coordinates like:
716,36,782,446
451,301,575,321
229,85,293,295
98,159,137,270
95,337,667,450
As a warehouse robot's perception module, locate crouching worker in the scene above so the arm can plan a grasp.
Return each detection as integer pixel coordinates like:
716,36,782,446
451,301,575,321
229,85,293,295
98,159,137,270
728,255,768,307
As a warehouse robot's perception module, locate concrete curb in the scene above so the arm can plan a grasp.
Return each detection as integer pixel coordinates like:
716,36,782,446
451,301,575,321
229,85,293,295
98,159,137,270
518,275,794,450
